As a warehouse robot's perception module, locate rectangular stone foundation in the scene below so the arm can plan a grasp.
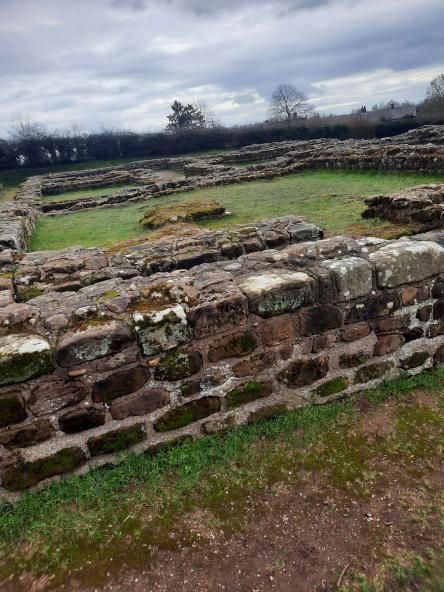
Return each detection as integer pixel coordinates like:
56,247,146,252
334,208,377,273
1,231,444,500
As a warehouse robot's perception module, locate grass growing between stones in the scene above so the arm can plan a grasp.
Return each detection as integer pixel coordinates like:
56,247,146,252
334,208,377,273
0,367,443,590
30,170,444,250
42,184,139,202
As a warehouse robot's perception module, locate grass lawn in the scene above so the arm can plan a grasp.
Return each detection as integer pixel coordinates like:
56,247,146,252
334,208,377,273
30,170,444,251
0,367,443,589
43,183,139,202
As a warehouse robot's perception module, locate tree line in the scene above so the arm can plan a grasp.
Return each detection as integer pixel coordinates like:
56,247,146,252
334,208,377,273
1,75,443,171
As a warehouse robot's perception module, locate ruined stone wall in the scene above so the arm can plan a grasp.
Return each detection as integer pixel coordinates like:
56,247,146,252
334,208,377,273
1,229,444,499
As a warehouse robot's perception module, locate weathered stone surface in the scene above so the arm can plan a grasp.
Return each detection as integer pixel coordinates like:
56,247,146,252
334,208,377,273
133,305,188,356
188,290,248,339
44,314,69,330
354,361,395,384
258,314,294,346
341,322,371,342
154,349,202,382
373,314,410,334
277,356,329,388
315,377,349,397
312,333,336,353
56,322,133,367
399,352,430,370
295,305,342,336
225,381,272,409
58,407,106,433
29,379,89,416
232,350,276,377
345,293,400,323
373,334,405,356
339,352,370,368
322,257,373,302
369,240,444,288
110,389,170,420
88,424,146,456
1,447,86,491
154,397,221,432
0,419,54,449
0,334,53,386
0,392,27,428
208,330,258,362
92,366,150,403
238,271,315,318
0,303,34,327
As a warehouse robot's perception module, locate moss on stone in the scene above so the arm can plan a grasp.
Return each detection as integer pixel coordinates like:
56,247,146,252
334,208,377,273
339,352,370,369
315,376,349,398
96,289,120,302
0,349,53,386
354,361,395,384
18,287,44,302
88,424,146,456
154,397,220,432
1,447,86,491
208,331,258,362
154,349,202,382
226,381,272,409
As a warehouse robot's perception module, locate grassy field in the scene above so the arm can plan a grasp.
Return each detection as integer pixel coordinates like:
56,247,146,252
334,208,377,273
31,170,444,251
0,367,442,590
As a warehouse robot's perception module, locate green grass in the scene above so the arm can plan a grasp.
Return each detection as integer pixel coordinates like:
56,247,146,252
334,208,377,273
30,170,444,250
0,367,443,586
43,183,138,202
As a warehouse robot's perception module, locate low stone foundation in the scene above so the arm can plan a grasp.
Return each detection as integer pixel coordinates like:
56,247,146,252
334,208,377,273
1,229,444,499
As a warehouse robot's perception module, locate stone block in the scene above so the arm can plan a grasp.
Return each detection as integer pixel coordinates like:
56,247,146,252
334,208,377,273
295,305,343,336
154,349,202,382
225,381,272,409
341,322,371,342
154,397,220,432
88,424,146,456
399,352,430,370
188,291,248,339
208,330,258,362
373,334,405,356
339,352,370,368
1,447,86,491
110,389,170,420
56,322,133,367
58,407,106,433
232,350,276,378
322,257,372,302
0,392,27,428
312,333,336,353
354,361,395,384
0,334,53,386
238,271,315,318
434,345,444,365
277,356,328,388
345,293,400,323
133,304,189,357
29,379,89,416
0,419,54,449
373,314,410,334
92,366,150,403
369,240,444,288
258,314,294,346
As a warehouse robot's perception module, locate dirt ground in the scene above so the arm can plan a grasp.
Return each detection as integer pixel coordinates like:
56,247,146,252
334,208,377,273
5,393,431,592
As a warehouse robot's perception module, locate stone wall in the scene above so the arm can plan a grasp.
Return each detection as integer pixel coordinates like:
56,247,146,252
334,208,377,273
1,228,444,499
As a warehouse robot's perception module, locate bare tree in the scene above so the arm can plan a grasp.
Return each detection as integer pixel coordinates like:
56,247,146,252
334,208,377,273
192,99,222,128
8,116,47,142
270,83,313,122
426,73,444,101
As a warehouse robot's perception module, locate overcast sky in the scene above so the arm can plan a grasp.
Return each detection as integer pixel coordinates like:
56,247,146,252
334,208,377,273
0,0,443,136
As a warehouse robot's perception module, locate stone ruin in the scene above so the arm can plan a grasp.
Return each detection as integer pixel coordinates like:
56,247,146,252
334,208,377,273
1,126,444,499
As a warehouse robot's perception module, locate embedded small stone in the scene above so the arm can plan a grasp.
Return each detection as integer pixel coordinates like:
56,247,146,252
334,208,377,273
58,407,106,433
154,349,202,382
277,356,329,388
44,314,69,331
225,381,272,409
373,334,405,356
0,392,27,428
315,377,349,397
399,352,430,370
1,447,86,491
238,271,315,318
208,330,258,362
416,305,432,322
87,424,146,456
92,366,150,403
56,322,133,367
133,304,189,357
67,368,87,378
354,361,395,384
154,396,220,432
110,389,170,420
0,334,53,386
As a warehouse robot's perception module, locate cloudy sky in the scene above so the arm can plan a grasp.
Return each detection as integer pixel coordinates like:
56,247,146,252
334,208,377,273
0,0,443,136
